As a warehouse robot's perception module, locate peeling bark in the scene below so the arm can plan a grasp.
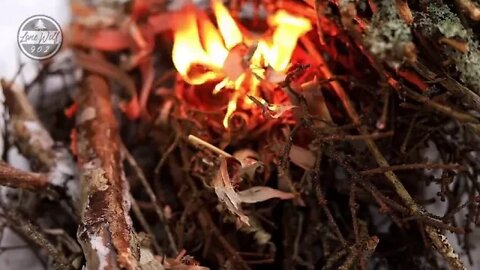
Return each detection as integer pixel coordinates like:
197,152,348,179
76,74,139,270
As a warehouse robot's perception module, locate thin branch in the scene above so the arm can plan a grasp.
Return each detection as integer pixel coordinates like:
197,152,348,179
360,163,465,176
0,202,73,270
310,33,466,268
122,143,178,255
0,161,49,190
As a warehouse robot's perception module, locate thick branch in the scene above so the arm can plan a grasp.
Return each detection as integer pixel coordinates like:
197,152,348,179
76,74,138,270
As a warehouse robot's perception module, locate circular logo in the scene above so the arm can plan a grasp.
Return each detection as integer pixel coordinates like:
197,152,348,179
17,15,63,60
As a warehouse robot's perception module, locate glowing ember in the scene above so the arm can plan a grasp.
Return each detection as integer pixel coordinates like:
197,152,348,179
172,1,311,128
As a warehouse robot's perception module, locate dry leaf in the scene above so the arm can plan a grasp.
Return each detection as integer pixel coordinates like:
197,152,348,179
233,149,264,181
237,161,264,181
238,186,295,203
289,145,315,170
212,157,250,225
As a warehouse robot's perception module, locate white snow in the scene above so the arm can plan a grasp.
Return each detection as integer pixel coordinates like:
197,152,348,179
90,235,110,270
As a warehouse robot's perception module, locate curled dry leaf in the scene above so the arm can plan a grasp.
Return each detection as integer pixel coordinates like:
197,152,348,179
237,186,295,203
213,157,250,225
265,103,297,119
237,160,264,182
233,149,264,181
212,155,295,226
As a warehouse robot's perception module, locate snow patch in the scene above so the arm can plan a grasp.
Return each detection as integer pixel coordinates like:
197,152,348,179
48,147,79,200
90,235,110,270
23,121,54,150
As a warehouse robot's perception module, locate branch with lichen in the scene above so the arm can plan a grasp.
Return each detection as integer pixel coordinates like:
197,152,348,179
1,79,78,199
75,74,139,270
415,3,480,95
310,5,466,267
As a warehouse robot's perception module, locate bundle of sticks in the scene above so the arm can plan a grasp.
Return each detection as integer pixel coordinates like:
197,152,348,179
1,0,480,269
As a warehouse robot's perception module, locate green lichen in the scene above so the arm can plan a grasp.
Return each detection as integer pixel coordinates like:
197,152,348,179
417,4,480,94
364,0,412,68
449,39,480,94
418,4,468,39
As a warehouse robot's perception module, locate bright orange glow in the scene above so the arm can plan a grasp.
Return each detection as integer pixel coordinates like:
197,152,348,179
172,7,222,85
267,10,312,70
211,0,243,49
198,12,228,67
171,2,311,128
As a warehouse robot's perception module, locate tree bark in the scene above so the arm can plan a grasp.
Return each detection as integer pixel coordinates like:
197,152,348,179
76,74,139,270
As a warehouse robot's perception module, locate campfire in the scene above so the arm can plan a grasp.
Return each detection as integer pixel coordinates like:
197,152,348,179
172,1,311,127
1,0,480,270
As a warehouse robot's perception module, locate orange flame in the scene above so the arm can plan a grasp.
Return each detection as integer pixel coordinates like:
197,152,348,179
172,2,311,128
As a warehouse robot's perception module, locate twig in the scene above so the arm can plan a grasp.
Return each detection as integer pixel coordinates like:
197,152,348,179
1,80,77,199
312,151,347,246
122,143,178,255
1,79,56,170
311,35,466,268
129,196,162,254
426,226,466,269
0,161,49,190
175,142,250,270
412,62,480,113
402,87,479,124
0,201,73,270
319,131,394,142
75,74,138,269
360,163,465,175
187,134,232,158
